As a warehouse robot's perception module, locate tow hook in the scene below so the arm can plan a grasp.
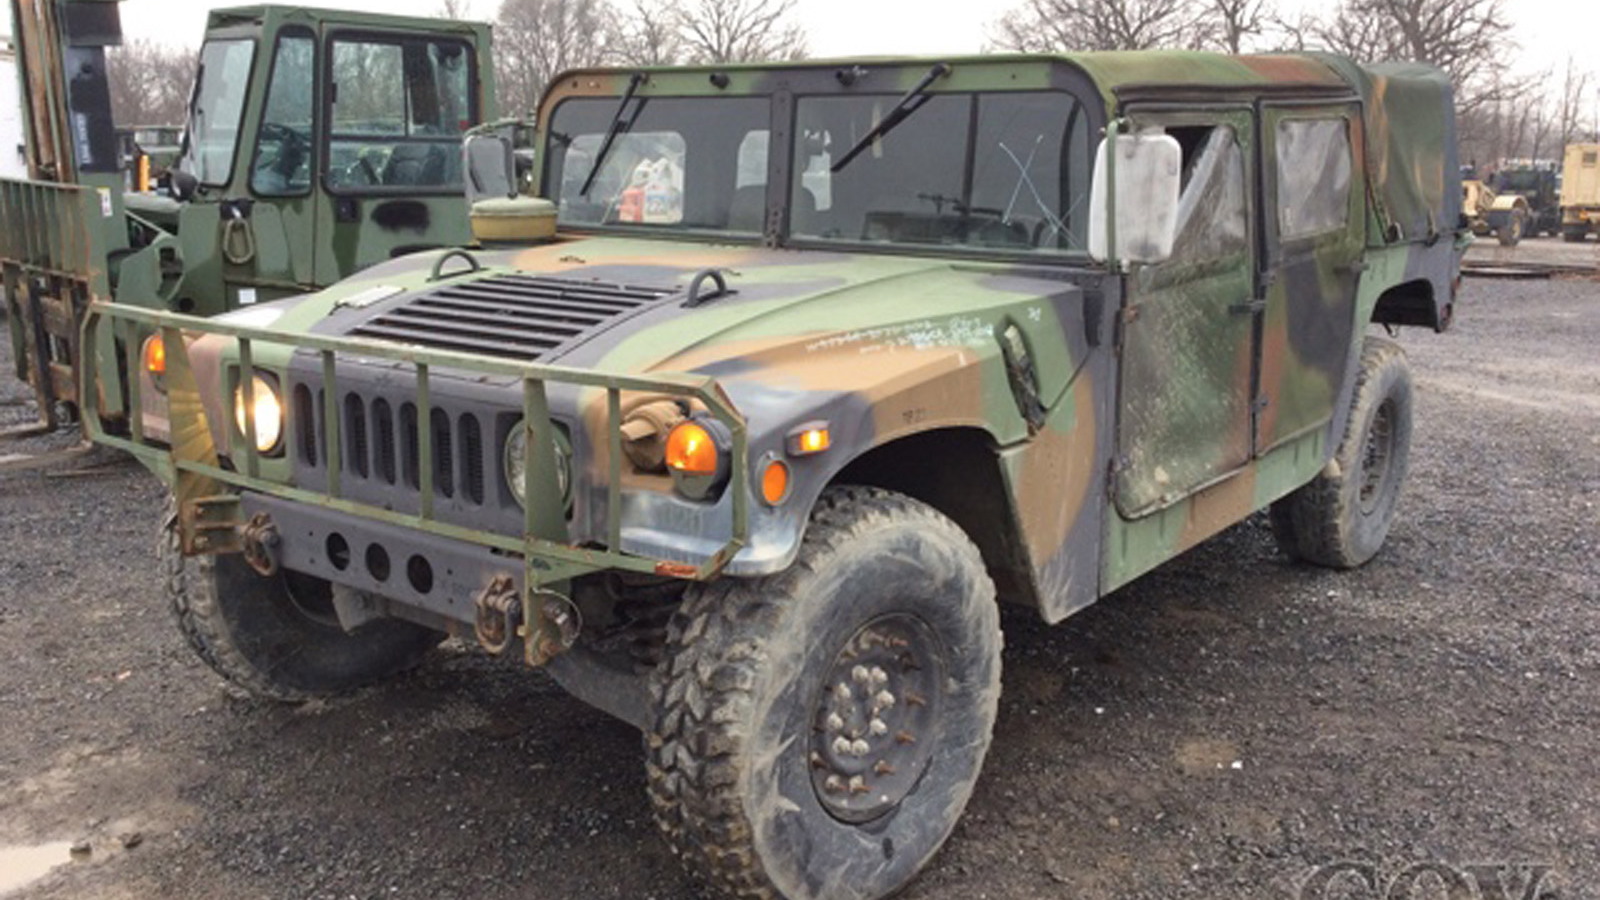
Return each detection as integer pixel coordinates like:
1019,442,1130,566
239,512,281,576
474,575,522,655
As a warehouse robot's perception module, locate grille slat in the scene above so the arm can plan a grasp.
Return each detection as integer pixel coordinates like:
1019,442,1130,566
350,274,679,362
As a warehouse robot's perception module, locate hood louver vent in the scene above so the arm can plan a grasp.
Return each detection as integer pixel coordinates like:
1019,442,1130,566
350,274,680,361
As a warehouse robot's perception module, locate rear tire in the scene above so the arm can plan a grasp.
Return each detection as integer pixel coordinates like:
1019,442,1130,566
161,508,442,701
645,486,1001,900
1271,337,1413,569
1495,208,1525,246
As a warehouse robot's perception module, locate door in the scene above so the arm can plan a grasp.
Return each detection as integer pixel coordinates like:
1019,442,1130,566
1114,108,1258,516
247,26,318,289
1254,102,1366,453
314,31,480,284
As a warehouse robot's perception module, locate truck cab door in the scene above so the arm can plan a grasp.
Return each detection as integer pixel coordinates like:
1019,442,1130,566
243,26,319,293
313,32,480,284
1254,102,1366,453
1113,108,1258,516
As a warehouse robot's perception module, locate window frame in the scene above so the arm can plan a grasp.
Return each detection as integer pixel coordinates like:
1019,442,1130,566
320,29,480,198
249,26,318,199
1272,115,1354,244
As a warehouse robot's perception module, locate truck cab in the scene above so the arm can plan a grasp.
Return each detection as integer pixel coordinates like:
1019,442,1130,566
2,2,494,434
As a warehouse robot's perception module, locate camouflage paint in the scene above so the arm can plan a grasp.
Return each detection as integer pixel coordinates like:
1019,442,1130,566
92,51,1464,633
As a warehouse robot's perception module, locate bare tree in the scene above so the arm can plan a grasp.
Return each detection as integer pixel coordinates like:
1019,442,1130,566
990,0,1205,52
437,0,475,18
107,40,197,127
1207,0,1268,53
1311,0,1519,116
1555,58,1592,151
674,0,807,64
614,0,683,67
494,0,620,117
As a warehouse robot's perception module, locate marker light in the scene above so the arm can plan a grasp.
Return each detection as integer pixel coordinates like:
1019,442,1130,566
787,422,831,456
761,458,791,505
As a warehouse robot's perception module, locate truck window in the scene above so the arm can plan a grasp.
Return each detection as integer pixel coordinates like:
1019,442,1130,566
251,33,315,197
790,91,1092,253
326,37,475,193
178,39,256,187
1167,125,1247,262
1275,118,1351,240
544,97,770,234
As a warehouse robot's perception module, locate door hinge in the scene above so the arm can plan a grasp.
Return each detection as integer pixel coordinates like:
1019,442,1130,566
1229,298,1267,315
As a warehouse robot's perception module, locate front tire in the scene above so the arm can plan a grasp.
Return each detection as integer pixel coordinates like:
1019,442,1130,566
1271,336,1413,568
161,510,442,701
646,486,1001,900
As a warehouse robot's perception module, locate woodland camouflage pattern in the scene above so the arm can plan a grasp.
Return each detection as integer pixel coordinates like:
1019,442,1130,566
94,51,1466,643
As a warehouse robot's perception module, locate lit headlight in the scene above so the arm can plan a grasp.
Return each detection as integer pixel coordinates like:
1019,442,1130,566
505,421,572,507
233,373,283,454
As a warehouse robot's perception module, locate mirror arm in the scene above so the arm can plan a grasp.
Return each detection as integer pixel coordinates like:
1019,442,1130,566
1104,117,1121,271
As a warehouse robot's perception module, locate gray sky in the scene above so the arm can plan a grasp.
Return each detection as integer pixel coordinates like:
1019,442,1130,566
6,0,1597,81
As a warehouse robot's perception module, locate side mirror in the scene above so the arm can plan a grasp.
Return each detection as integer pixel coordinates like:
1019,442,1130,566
462,132,518,204
1088,130,1182,266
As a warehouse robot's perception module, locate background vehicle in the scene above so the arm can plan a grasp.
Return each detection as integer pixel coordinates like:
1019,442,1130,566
88,51,1465,900
1463,170,1532,245
1560,142,1600,241
115,124,182,186
1,1,494,438
1490,161,1561,237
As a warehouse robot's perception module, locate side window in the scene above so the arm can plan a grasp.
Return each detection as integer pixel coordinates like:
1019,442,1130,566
1165,124,1247,263
251,34,315,196
326,37,475,193
1276,118,1351,240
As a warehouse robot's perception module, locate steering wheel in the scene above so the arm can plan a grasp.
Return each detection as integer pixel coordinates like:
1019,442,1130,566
256,122,309,177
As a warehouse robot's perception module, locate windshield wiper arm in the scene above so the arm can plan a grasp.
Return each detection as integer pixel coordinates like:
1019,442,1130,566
578,72,646,197
830,62,951,174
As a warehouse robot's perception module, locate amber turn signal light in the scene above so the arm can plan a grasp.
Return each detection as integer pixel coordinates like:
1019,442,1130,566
761,458,790,505
142,335,166,376
665,421,719,475
786,421,831,456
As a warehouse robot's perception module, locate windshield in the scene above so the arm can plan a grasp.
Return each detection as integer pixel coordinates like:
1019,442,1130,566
545,97,771,232
1498,170,1543,192
793,92,1094,253
542,88,1095,255
178,39,256,186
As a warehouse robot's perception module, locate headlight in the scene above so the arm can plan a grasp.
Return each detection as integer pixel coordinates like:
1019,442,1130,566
505,421,572,507
233,373,283,454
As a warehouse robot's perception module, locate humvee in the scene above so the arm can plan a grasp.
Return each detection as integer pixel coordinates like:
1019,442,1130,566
84,51,1466,900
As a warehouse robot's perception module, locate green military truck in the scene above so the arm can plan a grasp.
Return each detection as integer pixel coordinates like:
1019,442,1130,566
2,1,494,438
84,51,1465,900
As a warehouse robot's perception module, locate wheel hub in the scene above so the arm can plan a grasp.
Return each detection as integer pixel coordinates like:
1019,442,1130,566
809,614,944,823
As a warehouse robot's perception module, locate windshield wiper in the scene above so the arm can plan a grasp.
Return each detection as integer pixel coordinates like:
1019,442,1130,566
830,62,951,174
578,72,646,197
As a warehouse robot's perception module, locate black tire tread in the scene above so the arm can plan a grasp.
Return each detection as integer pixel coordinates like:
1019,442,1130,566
1271,336,1410,569
644,485,995,900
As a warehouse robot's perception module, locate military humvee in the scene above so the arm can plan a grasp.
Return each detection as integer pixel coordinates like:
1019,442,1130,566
84,51,1466,900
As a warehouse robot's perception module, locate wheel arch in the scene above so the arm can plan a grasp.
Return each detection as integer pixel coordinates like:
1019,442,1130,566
827,426,1042,610
1371,277,1446,330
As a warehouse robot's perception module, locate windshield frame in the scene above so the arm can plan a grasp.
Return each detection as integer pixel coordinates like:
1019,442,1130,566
536,63,1106,263
178,36,260,189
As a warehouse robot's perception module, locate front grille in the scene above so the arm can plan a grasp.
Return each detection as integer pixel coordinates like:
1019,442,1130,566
294,389,487,507
349,274,679,360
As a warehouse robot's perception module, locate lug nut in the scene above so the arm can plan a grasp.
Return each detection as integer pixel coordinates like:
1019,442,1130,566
851,665,870,684
810,752,827,769
896,730,916,745
869,666,888,685
835,683,852,701
824,775,845,794
833,736,853,756
869,718,888,736
850,738,870,757
905,691,927,708
874,760,896,776
875,690,895,709
826,712,844,732
849,775,869,794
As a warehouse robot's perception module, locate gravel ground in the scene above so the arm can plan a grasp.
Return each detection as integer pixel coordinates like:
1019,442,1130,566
1,272,1596,900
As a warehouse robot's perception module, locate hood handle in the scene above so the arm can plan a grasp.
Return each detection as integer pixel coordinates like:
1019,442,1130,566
683,268,736,308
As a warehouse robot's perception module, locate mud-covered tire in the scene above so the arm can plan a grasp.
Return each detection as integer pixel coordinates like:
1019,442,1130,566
161,511,442,701
1271,336,1413,569
645,486,1001,900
